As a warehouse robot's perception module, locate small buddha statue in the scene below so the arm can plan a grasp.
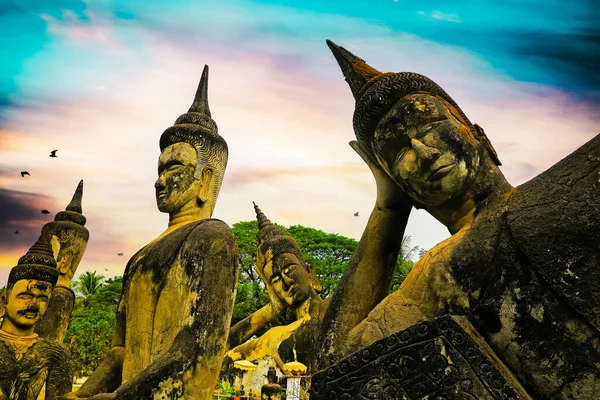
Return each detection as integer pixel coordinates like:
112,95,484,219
260,367,282,400
0,235,73,399
226,203,327,371
35,180,89,342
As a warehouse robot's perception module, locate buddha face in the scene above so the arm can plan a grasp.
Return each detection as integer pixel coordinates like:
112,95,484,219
371,93,482,206
264,252,313,307
155,142,201,213
44,227,88,287
3,279,52,330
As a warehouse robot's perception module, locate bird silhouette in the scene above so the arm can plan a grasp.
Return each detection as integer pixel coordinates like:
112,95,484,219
21,171,30,177
14,230,19,234
49,150,58,157
104,268,109,271
41,209,51,214
117,253,123,256
354,212,360,217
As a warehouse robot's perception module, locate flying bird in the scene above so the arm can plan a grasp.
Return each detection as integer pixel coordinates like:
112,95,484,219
104,268,109,271
21,171,30,177
117,253,123,256
14,230,19,234
41,209,51,214
354,212,360,217
49,150,58,157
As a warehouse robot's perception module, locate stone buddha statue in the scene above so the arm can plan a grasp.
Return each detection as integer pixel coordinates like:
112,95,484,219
35,180,89,342
65,65,239,400
226,203,327,371
0,235,73,400
316,40,600,399
260,367,282,400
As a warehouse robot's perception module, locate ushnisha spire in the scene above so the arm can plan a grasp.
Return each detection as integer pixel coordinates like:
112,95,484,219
65,179,83,213
253,202,284,244
54,180,86,226
325,39,487,155
160,64,224,152
325,39,385,101
17,233,56,269
188,64,212,118
8,233,59,289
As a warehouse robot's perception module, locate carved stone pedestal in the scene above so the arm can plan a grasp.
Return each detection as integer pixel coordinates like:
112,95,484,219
311,315,532,399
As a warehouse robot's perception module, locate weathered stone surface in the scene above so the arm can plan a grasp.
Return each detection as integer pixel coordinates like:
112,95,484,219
316,39,600,400
311,315,531,400
0,235,73,400
70,65,239,400
226,204,328,372
35,180,89,343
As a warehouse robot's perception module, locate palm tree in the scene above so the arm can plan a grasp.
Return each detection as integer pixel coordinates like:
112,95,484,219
391,236,421,292
72,271,105,305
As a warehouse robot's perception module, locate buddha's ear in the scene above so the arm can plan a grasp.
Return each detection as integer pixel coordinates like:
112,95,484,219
197,166,214,203
474,123,501,166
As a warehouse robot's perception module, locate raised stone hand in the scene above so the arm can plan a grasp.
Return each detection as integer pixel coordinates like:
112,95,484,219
349,140,411,211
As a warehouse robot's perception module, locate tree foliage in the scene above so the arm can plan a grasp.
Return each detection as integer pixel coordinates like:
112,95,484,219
65,276,122,377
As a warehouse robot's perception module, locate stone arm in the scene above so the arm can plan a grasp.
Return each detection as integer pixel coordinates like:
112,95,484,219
44,342,74,400
316,140,413,370
227,303,278,349
316,205,411,369
100,219,239,400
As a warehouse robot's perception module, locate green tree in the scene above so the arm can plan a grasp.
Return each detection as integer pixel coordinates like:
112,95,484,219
72,270,105,300
64,276,122,377
390,236,420,292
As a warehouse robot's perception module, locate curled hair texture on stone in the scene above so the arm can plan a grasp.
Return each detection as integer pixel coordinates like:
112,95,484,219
7,234,58,292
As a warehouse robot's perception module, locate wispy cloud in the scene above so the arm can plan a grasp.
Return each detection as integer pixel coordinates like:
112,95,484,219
418,10,462,23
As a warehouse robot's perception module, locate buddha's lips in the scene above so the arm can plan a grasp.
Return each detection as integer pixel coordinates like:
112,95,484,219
428,163,454,180
19,310,38,319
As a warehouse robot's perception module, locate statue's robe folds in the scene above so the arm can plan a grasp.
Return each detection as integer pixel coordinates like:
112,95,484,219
0,335,72,400
110,219,238,399
350,134,600,399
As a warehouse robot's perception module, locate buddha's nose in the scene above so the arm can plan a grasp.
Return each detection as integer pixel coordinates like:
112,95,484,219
411,139,440,165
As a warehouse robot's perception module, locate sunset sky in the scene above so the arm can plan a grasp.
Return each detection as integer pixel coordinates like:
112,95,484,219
1,0,598,284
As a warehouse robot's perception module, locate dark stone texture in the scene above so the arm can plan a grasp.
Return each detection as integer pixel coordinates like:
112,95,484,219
311,315,531,400
34,285,75,342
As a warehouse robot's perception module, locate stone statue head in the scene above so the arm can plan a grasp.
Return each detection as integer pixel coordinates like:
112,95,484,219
0,235,59,334
253,203,322,308
155,65,228,217
40,180,89,287
266,367,278,384
326,40,501,207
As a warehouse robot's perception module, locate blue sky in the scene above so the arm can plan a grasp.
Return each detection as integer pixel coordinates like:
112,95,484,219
1,0,598,282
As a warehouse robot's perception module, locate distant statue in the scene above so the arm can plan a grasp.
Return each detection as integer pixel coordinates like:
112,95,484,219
35,180,89,342
65,65,239,400
260,367,282,400
0,235,73,399
226,203,327,371
316,40,600,399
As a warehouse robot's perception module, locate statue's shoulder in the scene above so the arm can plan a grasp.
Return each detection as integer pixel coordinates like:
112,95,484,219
36,338,71,364
184,218,235,244
180,218,238,261
507,133,600,330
